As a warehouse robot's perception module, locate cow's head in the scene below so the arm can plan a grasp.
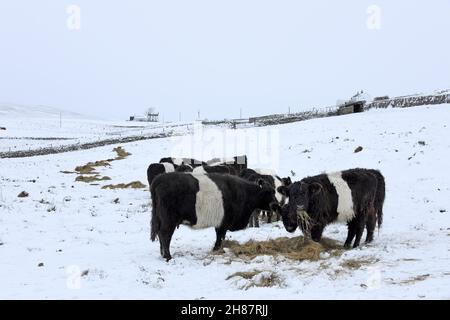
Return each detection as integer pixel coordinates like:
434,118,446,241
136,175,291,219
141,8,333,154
278,180,324,234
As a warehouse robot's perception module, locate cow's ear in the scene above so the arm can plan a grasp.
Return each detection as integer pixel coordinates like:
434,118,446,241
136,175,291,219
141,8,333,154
257,178,264,188
277,185,290,197
309,182,323,195
282,177,292,186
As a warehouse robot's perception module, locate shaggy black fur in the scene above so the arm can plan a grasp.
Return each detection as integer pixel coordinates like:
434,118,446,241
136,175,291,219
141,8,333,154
147,163,172,187
279,168,385,248
150,172,280,261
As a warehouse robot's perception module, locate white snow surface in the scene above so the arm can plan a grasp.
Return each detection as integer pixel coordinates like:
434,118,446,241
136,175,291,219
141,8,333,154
0,103,191,152
0,104,450,299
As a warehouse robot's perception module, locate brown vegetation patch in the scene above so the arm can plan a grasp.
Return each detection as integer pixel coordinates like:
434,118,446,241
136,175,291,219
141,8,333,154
113,146,131,160
400,274,430,285
340,257,379,270
226,270,284,290
72,146,131,184
223,236,342,261
75,175,111,183
101,181,146,189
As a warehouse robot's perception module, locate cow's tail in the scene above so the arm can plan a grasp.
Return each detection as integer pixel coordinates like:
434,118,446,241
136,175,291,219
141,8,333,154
150,188,160,242
372,170,386,230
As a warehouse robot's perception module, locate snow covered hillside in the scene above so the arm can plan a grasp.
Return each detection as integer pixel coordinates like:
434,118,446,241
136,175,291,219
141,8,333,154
0,104,191,154
0,104,449,299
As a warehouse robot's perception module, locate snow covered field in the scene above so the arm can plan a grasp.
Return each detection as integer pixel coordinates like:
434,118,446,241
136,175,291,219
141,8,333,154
0,104,449,299
0,104,191,153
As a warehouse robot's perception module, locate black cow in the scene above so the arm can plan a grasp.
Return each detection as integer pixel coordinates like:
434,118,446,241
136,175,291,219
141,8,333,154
150,172,281,261
278,168,385,248
159,157,205,168
246,172,290,226
147,162,177,187
206,155,247,174
239,168,257,179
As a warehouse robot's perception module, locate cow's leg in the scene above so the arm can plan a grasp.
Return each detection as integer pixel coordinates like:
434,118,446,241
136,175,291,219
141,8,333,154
310,225,324,242
344,220,357,249
353,215,367,248
159,224,176,261
250,211,259,228
276,211,281,221
248,212,254,227
365,211,377,243
267,211,272,223
213,227,227,251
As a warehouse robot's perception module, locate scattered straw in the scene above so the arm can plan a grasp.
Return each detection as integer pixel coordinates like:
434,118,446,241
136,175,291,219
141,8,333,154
101,181,146,189
297,208,313,236
226,270,262,280
60,171,77,174
223,236,342,261
75,175,111,183
399,274,430,285
113,146,131,160
226,270,284,290
74,165,98,174
340,258,379,270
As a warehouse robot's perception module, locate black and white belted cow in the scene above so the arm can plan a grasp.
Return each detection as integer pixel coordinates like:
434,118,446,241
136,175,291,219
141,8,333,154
206,155,247,175
245,171,291,227
278,168,385,248
147,157,204,187
159,157,205,168
239,168,292,227
150,172,281,261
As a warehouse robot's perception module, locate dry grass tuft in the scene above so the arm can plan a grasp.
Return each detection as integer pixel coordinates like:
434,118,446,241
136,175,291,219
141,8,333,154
75,175,111,183
226,270,262,280
113,146,131,160
340,257,379,270
74,165,98,174
400,274,430,285
223,236,342,261
226,270,284,290
101,181,146,189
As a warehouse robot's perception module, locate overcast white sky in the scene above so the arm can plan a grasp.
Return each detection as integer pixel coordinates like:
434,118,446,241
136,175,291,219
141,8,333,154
1,1,449,121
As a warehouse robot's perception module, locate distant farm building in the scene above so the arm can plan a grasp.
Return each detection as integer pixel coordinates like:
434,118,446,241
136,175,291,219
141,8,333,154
337,101,365,115
129,113,159,122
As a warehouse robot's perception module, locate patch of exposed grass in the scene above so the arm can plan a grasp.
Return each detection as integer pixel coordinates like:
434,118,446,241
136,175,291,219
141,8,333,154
340,257,379,270
226,270,284,290
223,236,342,261
60,170,77,174
400,274,430,285
226,270,262,280
74,160,111,175
113,146,131,160
73,147,130,177
101,181,146,189
75,175,111,183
